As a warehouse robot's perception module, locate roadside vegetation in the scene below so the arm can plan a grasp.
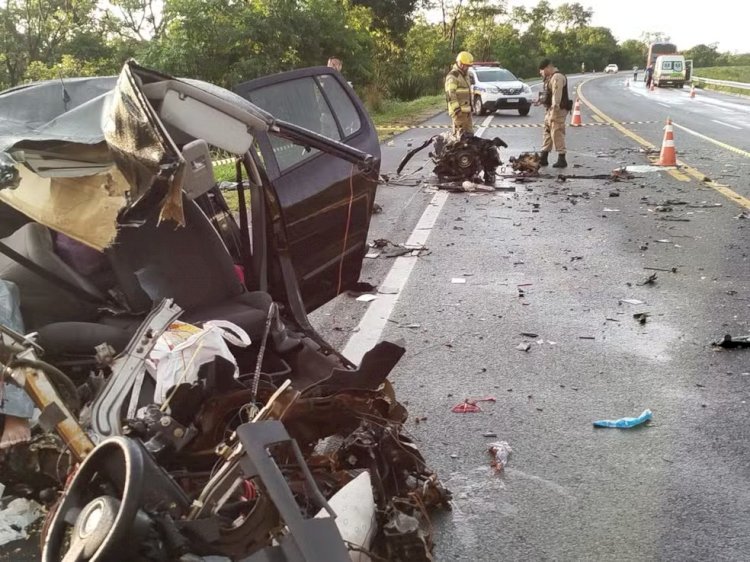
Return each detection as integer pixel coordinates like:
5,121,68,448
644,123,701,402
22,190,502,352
4,0,748,113
693,66,750,96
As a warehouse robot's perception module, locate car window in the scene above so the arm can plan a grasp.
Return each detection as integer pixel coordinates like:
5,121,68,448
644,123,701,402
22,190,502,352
475,69,516,82
662,61,673,70
245,76,341,171
318,75,362,138
673,61,683,71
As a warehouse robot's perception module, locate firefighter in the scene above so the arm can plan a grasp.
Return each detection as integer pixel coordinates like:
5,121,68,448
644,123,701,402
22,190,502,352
445,51,474,137
537,58,572,168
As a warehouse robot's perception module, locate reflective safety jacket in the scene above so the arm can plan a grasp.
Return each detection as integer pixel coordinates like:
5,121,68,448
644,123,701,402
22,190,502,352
445,65,471,115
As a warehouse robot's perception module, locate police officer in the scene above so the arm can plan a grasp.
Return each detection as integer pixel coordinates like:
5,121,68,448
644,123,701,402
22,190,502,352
537,58,572,168
445,51,474,137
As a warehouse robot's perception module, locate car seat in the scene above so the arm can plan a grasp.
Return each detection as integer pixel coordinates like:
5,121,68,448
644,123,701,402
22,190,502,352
105,195,289,346
0,223,103,329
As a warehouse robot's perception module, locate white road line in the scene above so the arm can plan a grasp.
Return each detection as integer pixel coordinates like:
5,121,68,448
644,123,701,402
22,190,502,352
342,114,493,364
711,119,742,130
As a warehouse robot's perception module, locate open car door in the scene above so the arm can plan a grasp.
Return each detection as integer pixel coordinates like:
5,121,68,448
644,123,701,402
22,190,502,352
235,68,380,313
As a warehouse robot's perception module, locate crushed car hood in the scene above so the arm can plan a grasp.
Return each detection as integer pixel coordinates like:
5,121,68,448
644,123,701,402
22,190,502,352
0,61,274,250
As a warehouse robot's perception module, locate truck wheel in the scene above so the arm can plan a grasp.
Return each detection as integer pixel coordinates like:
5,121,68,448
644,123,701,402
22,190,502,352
473,96,485,116
518,107,530,116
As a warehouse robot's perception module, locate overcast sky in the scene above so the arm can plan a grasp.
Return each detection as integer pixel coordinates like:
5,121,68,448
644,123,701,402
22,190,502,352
427,0,747,53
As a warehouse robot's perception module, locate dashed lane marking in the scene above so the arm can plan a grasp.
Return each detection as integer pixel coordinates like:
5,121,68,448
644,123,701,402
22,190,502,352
711,119,742,130
376,120,657,131
577,77,750,211
672,121,750,158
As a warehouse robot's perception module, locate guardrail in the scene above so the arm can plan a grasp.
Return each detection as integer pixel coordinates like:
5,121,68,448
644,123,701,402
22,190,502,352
692,76,750,90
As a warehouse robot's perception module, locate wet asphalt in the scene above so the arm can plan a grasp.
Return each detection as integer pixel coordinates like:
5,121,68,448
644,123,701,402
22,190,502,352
313,73,750,561
3,74,749,561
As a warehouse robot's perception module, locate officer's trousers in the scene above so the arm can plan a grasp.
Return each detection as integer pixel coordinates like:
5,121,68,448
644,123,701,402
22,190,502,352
542,109,568,154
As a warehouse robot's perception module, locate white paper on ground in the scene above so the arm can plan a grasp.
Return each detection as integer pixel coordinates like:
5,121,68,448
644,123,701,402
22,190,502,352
451,278,467,284
356,294,377,302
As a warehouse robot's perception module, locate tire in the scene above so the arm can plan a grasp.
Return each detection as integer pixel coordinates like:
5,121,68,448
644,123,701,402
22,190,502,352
518,107,530,116
472,96,485,116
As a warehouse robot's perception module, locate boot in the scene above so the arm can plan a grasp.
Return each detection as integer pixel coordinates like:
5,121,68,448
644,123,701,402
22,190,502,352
552,153,568,168
539,151,549,166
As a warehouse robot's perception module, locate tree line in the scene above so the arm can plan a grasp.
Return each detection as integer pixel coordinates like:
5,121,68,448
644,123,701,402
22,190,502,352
1,0,748,105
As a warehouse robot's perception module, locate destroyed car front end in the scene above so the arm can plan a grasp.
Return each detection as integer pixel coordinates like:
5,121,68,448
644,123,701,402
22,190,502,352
0,61,450,561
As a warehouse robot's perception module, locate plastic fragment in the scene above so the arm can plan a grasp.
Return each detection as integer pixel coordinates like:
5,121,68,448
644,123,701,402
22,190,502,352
488,441,512,472
593,409,652,428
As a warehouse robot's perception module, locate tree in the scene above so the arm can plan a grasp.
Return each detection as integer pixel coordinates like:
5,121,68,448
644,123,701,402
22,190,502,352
0,0,99,88
350,0,419,39
553,2,592,31
682,43,720,68
619,38,647,68
640,31,671,45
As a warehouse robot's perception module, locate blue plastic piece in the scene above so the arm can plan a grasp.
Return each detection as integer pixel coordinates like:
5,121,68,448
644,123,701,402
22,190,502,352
593,409,652,428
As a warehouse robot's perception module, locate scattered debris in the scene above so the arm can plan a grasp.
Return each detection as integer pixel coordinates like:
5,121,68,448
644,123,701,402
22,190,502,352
633,312,650,324
602,208,620,212
451,277,467,284
520,332,539,338
712,334,750,349
347,282,378,296
579,336,596,340
645,266,677,273
688,202,721,208
654,239,672,243
609,191,620,197
488,441,512,472
638,273,658,286
593,409,652,428
482,432,498,438
356,294,378,303
451,397,496,413
508,152,541,175
735,211,749,220
365,251,381,259
0,498,43,546
620,298,645,305
373,203,383,214
516,342,531,352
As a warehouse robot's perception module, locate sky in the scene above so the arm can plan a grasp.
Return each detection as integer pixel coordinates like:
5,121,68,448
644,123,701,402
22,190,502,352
427,0,747,53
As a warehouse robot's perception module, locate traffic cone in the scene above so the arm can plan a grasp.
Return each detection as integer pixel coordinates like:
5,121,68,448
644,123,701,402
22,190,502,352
570,98,582,127
690,85,696,98
658,118,677,166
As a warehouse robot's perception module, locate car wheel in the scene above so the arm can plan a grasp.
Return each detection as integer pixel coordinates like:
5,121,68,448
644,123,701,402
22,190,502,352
473,96,484,116
518,107,530,116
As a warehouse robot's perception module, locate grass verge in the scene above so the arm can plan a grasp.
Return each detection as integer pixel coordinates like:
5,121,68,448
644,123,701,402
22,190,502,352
693,66,750,97
368,94,444,139
694,66,750,83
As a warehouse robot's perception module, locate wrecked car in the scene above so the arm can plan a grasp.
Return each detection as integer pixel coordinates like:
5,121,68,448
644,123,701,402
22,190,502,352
397,132,508,186
0,61,450,561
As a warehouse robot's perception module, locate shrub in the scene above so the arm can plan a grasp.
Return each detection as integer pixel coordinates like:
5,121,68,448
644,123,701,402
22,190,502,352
390,74,429,101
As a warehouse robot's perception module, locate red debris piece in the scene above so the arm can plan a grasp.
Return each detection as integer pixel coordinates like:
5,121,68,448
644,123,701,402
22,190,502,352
451,396,497,413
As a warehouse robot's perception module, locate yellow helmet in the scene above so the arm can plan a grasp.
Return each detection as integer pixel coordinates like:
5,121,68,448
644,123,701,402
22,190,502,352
456,51,474,66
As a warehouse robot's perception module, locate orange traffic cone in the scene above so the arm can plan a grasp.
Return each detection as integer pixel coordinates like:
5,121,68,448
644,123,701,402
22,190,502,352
658,118,677,166
570,98,582,127
690,85,696,98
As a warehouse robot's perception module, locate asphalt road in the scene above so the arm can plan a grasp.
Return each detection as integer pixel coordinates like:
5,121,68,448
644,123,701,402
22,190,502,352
4,74,748,561
312,73,750,561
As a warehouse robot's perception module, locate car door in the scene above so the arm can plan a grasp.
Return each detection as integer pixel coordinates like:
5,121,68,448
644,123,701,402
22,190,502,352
235,68,380,313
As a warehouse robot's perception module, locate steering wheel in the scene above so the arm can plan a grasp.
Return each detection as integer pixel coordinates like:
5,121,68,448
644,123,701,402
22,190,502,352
42,437,145,562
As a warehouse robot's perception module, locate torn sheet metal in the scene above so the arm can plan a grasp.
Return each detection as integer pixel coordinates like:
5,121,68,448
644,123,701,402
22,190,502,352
0,60,274,248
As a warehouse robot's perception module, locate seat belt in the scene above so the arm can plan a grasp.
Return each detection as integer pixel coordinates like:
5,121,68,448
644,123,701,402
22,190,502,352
235,160,254,287
0,240,107,306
